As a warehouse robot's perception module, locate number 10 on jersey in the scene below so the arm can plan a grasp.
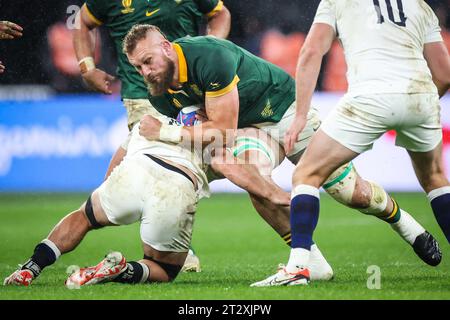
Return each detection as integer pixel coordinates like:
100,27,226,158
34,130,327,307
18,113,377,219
373,0,407,27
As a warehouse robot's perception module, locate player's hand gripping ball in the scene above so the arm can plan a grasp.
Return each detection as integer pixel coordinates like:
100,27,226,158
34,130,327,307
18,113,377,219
176,106,203,126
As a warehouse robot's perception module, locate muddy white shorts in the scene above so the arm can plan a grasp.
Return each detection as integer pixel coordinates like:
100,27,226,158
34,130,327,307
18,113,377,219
254,102,321,163
96,153,198,252
321,93,442,154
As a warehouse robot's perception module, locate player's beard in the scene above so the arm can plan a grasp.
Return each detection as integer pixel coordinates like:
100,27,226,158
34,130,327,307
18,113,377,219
144,57,175,96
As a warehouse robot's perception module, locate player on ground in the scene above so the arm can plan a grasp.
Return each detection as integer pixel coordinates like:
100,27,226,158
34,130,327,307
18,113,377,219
73,0,231,272
0,20,23,73
253,0,450,286
4,116,207,286
123,24,442,283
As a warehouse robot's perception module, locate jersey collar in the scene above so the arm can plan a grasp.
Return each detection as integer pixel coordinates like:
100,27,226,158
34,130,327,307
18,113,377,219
173,43,188,84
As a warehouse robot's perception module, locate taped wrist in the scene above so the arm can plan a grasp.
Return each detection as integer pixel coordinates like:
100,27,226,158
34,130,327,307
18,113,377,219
79,57,95,74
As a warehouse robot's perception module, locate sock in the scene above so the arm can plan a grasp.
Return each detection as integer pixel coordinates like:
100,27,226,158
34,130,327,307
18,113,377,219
390,209,425,245
290,185,320,250
286,185,320,271
380,197,401,223
113,261,149,284
22,239,61,277
282,232,292,246
428,187,450,243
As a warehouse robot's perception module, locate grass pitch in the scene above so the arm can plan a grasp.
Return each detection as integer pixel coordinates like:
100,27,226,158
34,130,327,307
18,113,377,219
0,192,449,300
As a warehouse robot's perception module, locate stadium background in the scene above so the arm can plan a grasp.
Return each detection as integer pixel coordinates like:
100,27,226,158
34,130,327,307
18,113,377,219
1,0,450,192
1,0,450,301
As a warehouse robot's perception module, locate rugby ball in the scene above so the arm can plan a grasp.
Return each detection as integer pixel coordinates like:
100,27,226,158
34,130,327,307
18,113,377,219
176,106,202,126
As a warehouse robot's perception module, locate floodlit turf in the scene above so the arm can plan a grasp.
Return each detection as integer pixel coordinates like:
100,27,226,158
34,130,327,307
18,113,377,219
0,192,449,300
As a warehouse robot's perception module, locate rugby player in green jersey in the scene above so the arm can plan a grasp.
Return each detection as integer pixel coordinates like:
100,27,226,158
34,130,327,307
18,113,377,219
123,25,442,284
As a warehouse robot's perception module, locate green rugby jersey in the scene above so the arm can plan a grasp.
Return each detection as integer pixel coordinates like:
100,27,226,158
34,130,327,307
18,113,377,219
84,0,222,99
158,36,295,127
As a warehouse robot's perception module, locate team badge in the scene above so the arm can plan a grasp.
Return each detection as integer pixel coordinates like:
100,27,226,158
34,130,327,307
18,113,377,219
121,0,135,14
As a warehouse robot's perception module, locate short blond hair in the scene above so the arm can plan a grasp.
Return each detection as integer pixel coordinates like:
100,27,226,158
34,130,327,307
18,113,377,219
122,24,168,55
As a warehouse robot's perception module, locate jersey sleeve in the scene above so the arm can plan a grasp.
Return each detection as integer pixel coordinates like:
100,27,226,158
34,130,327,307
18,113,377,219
424,9,443,44
84,0,107,25
313,0,337,33
194,0,223,18
198,48,240,98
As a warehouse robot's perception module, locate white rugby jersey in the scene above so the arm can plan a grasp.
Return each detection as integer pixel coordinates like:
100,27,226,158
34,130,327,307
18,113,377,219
313,0,443,95
126,121,210,199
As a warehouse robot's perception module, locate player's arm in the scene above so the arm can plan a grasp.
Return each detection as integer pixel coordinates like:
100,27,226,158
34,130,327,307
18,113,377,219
140,87,239,147
284,23,335,154
205,2,231,39
424,41,450,98
0,60,4,74
73,4,115,94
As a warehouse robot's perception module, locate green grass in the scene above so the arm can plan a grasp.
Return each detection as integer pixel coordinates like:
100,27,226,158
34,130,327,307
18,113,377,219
0,192,449,300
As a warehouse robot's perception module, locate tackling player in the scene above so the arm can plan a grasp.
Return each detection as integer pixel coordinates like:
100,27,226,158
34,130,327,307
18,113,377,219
254,0,450,286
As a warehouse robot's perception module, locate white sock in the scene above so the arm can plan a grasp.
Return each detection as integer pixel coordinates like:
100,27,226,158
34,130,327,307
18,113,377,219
427,186,450,202
390,210,425,245
138,262,150,283
286,248,310,273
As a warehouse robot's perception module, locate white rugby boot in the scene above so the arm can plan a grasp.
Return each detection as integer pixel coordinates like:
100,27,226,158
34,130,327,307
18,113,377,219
250,264,310,287
65,251,127,288
309,244,334,281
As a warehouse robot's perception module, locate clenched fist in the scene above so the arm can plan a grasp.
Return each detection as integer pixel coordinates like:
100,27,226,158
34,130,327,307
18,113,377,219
139,114,162,141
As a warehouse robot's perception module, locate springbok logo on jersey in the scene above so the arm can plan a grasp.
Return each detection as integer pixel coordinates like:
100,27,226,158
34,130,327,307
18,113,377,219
121,0,135,14
261,99,274,118
174,0,183,4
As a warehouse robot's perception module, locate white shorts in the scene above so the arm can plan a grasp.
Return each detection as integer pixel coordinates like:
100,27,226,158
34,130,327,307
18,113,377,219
254,102,321,163
321,93,442,154
96,153,198,252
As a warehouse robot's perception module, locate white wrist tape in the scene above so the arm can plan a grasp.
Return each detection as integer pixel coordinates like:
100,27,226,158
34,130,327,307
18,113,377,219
159,123,182,143
78,56,95,74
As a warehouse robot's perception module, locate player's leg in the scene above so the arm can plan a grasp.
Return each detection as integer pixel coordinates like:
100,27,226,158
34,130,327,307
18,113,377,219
408,143,450,243
251,129,354,287
3,191,113,286
323,162,441,266
221,128,333,280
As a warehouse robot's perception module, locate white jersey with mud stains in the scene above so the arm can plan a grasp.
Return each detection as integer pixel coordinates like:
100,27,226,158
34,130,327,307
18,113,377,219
313,0,442,96
126,121,210,199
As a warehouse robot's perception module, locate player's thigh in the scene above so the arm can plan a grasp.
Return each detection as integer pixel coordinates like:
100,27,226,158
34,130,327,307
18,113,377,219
293,129,359,186
139,168,197,255
232,127,285,175
320,95,388,155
